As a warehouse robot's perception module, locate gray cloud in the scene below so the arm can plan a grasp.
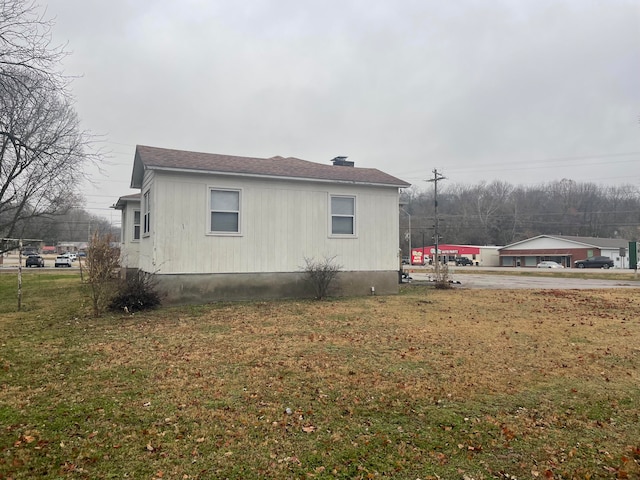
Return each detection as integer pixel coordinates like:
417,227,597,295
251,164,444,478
43,0,640,218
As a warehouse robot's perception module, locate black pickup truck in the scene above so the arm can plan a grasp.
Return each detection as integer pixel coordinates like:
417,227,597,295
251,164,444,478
455,257,474,266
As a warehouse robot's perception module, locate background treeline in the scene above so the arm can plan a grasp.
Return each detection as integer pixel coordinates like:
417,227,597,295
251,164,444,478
399,179,640,250
5,207,117,248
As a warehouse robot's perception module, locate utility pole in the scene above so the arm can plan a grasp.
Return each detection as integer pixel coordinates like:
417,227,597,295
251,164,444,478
426,169,446,278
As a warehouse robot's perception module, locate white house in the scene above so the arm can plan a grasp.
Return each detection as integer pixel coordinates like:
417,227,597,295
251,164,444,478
499,235,631,268
114,145,410,304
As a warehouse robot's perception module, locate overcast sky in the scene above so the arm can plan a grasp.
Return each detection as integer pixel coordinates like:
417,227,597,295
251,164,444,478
43,0,640,221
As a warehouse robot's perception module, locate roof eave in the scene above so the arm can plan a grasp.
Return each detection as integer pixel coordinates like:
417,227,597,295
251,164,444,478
112,195,141,210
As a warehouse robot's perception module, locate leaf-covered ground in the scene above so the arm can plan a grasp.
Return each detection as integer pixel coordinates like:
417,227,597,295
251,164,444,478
1,274,639,479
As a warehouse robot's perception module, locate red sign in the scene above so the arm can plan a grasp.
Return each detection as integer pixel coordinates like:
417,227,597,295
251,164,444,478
412,244,480,258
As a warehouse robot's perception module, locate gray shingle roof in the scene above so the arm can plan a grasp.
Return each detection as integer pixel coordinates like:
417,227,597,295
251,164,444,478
131,145,410,188
112,193,140,210
551,235,629,249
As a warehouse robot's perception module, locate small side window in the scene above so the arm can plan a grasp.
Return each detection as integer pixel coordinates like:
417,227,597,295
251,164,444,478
330,195,355,236
143,190,151,235
210,188,241,234
133,210,141,240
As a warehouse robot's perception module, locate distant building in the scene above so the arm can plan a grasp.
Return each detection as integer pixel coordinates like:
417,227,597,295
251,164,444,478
56,242,87,254
410,244,501,266
499,235,630,268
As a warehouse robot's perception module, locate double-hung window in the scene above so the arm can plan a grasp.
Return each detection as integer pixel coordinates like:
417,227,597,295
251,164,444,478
143,190,151,236
210,188,241,234
133,209,141,240
330,195,356,236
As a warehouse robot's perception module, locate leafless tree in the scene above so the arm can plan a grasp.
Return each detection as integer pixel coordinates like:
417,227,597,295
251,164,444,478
0,70,96,250
0,1,98,253
402,180,640,248
0,0,67,92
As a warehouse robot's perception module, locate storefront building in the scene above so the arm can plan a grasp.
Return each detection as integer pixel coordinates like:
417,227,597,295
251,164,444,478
499,235,630,268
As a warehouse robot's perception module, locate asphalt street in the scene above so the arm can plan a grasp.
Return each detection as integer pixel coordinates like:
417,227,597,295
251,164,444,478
407,268,640,289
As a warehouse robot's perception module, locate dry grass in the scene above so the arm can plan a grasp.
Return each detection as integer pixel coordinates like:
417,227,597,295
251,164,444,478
1,273,639,479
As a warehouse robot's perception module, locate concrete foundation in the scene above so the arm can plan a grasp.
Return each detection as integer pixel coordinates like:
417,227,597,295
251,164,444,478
150,270,400,305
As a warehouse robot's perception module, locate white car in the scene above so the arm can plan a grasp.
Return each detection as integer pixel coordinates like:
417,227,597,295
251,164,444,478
54,255,73,267
536,261,564,269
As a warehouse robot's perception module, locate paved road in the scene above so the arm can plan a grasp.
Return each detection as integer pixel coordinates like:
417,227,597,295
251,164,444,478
408,271,640,289
0,253,82,269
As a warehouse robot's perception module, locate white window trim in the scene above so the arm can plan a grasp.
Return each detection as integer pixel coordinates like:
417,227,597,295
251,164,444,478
207,187,243,236
142,190,151,237
329,194,357,238
132,208,141,242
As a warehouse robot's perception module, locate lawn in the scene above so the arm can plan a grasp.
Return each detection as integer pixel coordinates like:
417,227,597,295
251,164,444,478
1,272,639,479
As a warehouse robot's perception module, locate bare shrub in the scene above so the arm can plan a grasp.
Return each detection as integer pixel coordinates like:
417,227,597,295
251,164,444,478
423,262,452,289
86,231,120,316
303,255,342,300
434,262,452,289
109,270,161,313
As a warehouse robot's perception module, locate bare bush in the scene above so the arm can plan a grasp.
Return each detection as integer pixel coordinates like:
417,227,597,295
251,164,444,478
433,262,452,289
85,231,120,316
109,270,161,313
303,255,342,300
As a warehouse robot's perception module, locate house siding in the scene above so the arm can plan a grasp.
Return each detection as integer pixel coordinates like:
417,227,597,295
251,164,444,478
144,171,400,275
119,200,140,270
139,171,155,273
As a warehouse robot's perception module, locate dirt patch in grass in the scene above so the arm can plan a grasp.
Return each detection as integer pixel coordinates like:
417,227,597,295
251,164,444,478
1,277,639,479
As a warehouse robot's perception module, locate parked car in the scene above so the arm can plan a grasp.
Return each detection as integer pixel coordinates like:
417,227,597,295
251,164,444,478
68,253,77,261
54,255,73,267
536,261,564,269
574,256,614,269
455,257,474,266
401,256,410,265
25,255,45,268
